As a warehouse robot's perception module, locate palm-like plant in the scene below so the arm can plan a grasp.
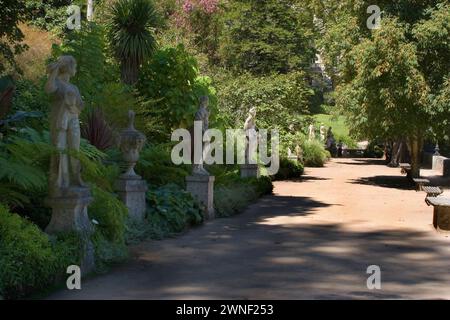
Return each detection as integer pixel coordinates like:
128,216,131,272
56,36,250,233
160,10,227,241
108,0,159,85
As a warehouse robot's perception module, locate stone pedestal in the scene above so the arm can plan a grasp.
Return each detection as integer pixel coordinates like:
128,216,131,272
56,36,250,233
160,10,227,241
45,187,95,274
240,164,260,178
433,206,450,233
186,175,215,220
115,177,148,221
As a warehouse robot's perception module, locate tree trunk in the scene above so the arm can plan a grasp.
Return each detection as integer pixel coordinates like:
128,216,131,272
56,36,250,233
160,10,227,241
87,0,94,21
120,60,139,85
408,135,422,179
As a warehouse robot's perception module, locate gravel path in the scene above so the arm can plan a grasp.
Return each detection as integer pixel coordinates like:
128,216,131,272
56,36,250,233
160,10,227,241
47,158,450,300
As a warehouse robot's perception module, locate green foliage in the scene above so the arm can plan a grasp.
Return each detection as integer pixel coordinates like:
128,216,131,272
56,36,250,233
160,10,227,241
220,0,315,75
216,71,313,131
51,22,116,107
413,3,450,92
214,176,273,217
137,44,218,140
89,186,128,244
336,18,430,141
364,142,384,158
126,184,203,242
147,184,203,233
302,140,329,167
0,204,81,299
107,0,159,84
136,144,191,186
25,0,73,34
0,0,28,74
274,158,304,180
11,79,49,116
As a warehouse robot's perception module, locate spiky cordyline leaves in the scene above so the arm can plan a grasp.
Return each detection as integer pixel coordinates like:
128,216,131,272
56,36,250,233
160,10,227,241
108,0,158,65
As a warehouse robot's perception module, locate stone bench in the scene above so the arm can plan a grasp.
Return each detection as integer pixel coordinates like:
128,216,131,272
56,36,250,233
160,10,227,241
426,197,450,232
412,178,430,191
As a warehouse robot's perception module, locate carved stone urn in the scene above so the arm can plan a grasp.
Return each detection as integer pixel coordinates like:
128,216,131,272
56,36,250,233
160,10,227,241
117,110,146,179
115,110,148,221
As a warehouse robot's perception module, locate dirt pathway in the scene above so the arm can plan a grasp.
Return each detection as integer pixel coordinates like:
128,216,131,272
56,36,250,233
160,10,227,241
47,159,450,299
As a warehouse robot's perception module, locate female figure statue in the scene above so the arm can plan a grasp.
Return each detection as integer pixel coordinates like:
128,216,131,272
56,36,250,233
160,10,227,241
244,107,258,164
192,96,210,176
45,55,85,197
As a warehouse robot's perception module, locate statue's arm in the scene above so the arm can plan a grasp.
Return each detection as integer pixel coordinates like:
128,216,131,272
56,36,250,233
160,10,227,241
45,63,59,94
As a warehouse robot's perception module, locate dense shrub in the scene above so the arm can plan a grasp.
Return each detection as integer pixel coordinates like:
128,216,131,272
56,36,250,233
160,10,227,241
136,144,191,186
137,44,218,141
0,205,81,299
364,142,384,158
273,158,304,180
302,140,329,167
214,176,273,217
216,71,313,131
126,184,203,243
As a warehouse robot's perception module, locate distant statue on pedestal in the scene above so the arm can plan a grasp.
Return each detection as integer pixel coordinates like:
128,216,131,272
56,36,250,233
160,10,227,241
308,124,315,141
320,124,326,142
244,107,258,164
192,96,210,176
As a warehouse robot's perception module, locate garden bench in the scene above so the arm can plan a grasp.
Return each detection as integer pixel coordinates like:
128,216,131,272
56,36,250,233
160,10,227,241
423,186,443,206
426,197,450,232
423,186,443,198
399,163,412,179
412,178,430,191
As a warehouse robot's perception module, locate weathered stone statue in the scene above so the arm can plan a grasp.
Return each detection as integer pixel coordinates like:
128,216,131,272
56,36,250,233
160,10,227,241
192,96,210,176
241,107,260,178
308,124,315,141
244,107,258,164
115,110,148,221
186,96,215,219
45,55,85,197
320,124,326,142
44,55,94,273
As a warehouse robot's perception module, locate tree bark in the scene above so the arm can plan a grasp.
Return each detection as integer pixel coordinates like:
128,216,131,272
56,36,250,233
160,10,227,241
408,135,423,179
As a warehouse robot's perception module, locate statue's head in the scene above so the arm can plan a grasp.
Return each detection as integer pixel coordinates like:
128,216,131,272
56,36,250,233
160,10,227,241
49,55,77,78
249,107,257,117
199,96,209,108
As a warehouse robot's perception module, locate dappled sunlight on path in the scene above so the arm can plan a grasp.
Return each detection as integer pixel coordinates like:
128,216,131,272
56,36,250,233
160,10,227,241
47,159,450,300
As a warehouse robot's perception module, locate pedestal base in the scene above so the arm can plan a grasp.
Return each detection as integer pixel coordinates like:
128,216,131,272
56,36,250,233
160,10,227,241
433,206,450,233
115,177,148,221
240,164,260,178
45,187,95,274
186,175,215,220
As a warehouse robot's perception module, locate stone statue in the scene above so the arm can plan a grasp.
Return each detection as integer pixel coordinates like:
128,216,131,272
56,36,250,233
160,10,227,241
45,56,95,272
244,107,258,163
295,144,303,163
45,55,85,197
320,124,326,142
308,124,315,141
192,96,210,176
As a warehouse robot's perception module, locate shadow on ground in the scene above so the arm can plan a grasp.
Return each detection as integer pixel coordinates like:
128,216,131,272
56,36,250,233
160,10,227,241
48,193,450,300
334,158,386,166
348,175,414,190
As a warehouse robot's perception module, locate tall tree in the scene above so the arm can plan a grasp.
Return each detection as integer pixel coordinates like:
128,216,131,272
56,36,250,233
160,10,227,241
220,0,315,75
336,18,430,177
108,0,159,85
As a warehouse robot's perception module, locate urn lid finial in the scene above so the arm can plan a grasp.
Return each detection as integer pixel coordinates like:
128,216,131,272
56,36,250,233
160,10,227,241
128,110,136,130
